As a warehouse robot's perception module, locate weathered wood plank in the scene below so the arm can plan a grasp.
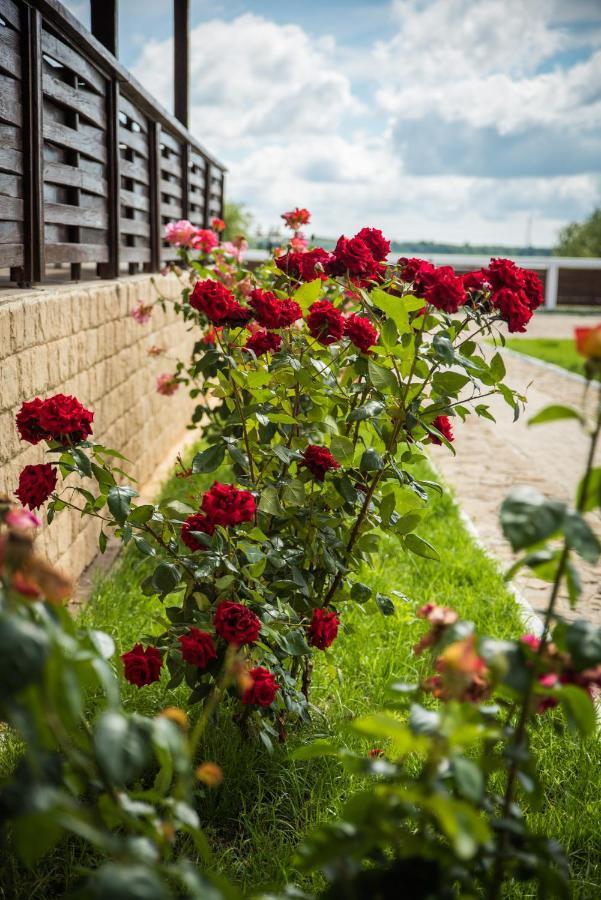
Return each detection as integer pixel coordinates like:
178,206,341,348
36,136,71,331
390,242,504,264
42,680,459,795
0,73,20,125
159,154,181,178
120,187,149,212
0,193,22,218
0,0,20,31
119,93,147,130
43,119,107,163
120,156,149,184
119,217,150,237
0,242,22,266
160,200,182,220
0,124,19,148
118,124,148,157
44,200,108,228
0,146,21,173
43,72,105,123
0,171,21,196
160,129,181,154
44,160,107,195
0,218,21,241
45,241,109,263
0,23,21,79
160,177,182,200
41,30,105,94
188,170,206,189
120,244,150,263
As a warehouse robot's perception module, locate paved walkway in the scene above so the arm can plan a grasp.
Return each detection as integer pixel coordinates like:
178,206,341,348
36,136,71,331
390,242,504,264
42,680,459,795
434,313,601,626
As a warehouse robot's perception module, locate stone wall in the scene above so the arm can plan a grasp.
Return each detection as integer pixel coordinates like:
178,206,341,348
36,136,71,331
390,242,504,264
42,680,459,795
0,273,196,580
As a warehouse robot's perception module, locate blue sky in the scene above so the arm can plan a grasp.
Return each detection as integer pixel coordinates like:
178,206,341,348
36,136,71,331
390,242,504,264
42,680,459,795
65,0,601,246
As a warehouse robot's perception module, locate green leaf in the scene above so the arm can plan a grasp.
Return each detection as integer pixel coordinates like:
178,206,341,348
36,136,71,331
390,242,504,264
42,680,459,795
98,529,107,553
12,814,64,867
564,620,601,668
330,434,354,461
133,535,156,557
370,287,409,334
500,487,566,551
292,739,339,760
375,593,395,616
404,533,440,561
564,511,600,563
293,278,322,310
451,756,484,804
282,478,306,507
192,443,226,474
128,504,155,525
489,351,506,384
577,467,601,512
151,562,182,595
433,334,455,365
348,399,385,422
360,448,384,472
528,404,583,426
107,485,138,524
258,486,285,517
350,582,372,603
558,684,596,737
367,358,396,390
432,371,470,395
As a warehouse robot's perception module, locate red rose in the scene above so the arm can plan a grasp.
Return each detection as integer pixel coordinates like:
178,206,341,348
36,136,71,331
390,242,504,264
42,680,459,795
429,415,454,445
249,289,301,329
327,235,377,277
190,280,251,327
462,269,491,294
522,269,544,310
121,643,163,687
423,267,466,314
276,248,331,282
179,628,217,669
282,207,311,230
345,314,378,353
211,217,225,232
213,599,261,645
492,288,533,333
15,464,58,510
307,300,345,345
301,444,340,481
201,482,256,527
242,666,279,706
486,258,525,293
181,512,215,551
245,328,282,358
307,608,339,650
17,395,93,445
354,227,390,262
397,257,435,295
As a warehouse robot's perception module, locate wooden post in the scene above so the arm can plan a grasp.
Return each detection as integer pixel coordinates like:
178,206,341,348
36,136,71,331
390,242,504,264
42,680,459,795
173,0,189,127
203,159,211,228
99,77,120,278
90,0,118,57
148,121,161,272
20,4,44,286
181,142,190,220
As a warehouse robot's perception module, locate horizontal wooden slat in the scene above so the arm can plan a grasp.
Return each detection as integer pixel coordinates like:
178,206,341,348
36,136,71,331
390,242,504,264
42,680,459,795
0,171,20,196
120,187,149,212
160,178,182,200
43,119,107,163
0,124,19,149
120,157,149,185
119,94,147,130
44,160,107,196
0,73,20,126
0,193,21,218
0,146,21,174
160,201,183,219
42,30,105,95
43,72,104,123
0,218,21,241
0,23,20,79
188,171,206,189
0,242,22,266
159,155,182,178
119,217,150,237
45,242,109,264
44,200,108,228
160,130,181,154
120,245,150,262
119,125,148,157
0,0,20,31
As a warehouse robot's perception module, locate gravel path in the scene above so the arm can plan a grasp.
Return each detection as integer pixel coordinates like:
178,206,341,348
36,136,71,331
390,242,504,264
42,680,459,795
433,313,601,626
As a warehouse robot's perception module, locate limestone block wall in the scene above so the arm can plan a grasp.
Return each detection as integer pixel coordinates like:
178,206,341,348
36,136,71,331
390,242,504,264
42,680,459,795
0,273,196,580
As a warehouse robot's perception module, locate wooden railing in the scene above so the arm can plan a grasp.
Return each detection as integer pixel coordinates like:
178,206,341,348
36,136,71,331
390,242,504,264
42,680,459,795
0,0,226,286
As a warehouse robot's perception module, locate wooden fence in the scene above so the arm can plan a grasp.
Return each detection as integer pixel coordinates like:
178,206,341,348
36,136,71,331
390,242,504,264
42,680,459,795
0,0,226,286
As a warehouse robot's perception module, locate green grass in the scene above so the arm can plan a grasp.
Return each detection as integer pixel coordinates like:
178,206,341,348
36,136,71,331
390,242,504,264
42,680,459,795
2,452,601,898
498,337,586,376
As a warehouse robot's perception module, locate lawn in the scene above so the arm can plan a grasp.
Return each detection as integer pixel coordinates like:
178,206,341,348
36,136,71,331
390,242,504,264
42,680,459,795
1,451,600,898
499,337,586,376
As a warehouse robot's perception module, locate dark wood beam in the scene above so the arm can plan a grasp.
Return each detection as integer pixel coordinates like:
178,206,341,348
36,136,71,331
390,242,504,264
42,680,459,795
90,0,118,57
173,0,189,127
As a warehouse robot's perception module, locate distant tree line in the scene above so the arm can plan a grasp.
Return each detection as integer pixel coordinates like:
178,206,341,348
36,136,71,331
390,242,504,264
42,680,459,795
555,208,601,257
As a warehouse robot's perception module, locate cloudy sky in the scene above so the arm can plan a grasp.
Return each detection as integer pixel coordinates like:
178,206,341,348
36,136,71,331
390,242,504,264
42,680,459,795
65,0,601,246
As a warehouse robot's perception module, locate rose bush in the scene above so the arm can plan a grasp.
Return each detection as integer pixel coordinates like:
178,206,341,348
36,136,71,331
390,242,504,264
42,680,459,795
14,211,543,746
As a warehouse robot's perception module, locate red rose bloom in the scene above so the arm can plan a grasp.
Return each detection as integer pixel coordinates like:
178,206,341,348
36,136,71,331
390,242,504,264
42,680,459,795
181,512,215,551
397,257,435,294
15,464,58,510
276,248,331,281
211,217,225,232
17,395,93,445
345,314,378,352
354,227,391,262
486,258,525,293
201,482,256,527
282,207,311,230
179,628,217,669
424,267,467,314
522,269,544,310
307,608,340,650
190,280,251,326
242,666,279,706
213,599,261,645
249,289,302,329
492,288,533,333
430,415,454,445
301,444,340,481
327,235,378,277
307,299,345,345
245,328,282,358
121,643,163,687
462,269,491,294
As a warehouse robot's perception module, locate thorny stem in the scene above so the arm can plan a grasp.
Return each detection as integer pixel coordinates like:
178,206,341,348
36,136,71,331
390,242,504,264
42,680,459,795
488,383,601,900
